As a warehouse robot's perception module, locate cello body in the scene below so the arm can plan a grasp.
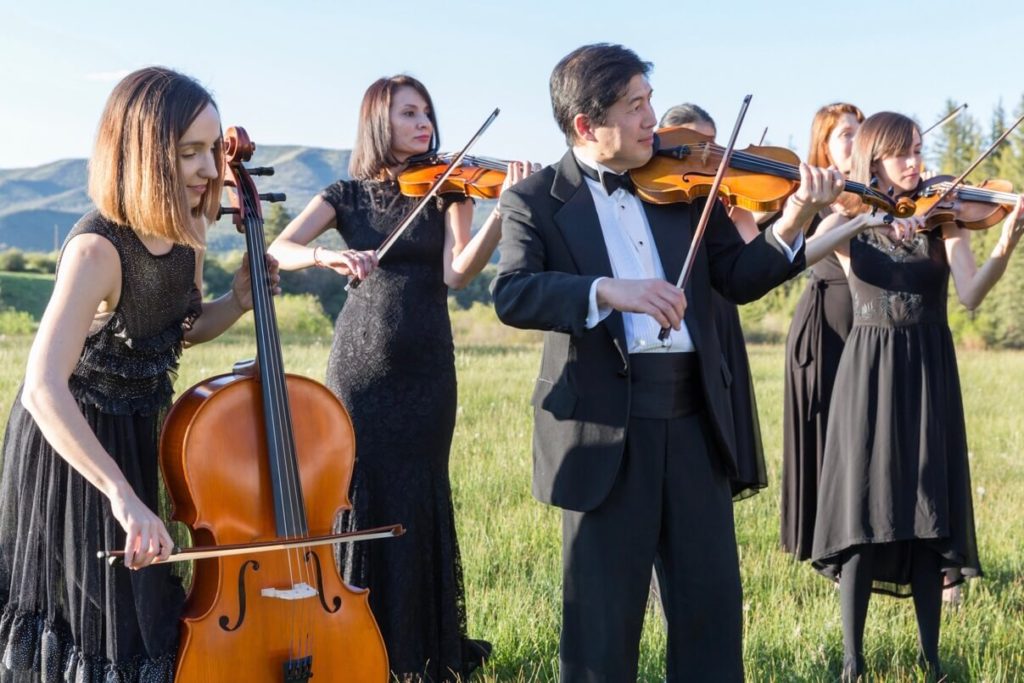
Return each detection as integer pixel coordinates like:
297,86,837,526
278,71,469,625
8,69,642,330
161,373,389,681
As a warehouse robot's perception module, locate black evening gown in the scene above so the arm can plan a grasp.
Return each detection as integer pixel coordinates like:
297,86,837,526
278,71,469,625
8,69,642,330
780,215,854,559
319,179,488,681
811,228,981,595
0,212,200,682
710,292,766,500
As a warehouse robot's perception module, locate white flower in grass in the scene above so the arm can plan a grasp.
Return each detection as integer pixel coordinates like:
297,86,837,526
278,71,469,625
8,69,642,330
976,486,986,498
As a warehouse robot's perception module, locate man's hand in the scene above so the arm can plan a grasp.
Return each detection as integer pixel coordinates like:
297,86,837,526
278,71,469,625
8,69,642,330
596,278,686,330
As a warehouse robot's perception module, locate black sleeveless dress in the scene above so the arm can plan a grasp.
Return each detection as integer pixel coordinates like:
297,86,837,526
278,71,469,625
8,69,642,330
319,179,487,681
0,212,201,682
780,245,853,559
811,228,981,595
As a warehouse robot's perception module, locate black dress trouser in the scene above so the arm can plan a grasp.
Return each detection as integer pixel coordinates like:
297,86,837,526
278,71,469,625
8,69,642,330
559,353,744,682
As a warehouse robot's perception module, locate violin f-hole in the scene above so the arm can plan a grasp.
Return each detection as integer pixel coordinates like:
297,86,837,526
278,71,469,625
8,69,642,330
306,550,343,614
218,559,260,631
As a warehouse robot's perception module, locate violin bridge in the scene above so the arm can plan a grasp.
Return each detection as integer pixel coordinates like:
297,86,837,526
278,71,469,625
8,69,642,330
260,582,318,601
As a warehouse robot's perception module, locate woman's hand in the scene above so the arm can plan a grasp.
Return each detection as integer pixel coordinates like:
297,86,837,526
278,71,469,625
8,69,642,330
997,194,1024,254
887,215,928,243
317,248,379,280
230,253,282,311
500,160,541,194
108,486,174,569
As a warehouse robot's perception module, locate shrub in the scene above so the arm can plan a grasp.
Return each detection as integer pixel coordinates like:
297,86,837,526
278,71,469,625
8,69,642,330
0,308,37,335
0,250,26,273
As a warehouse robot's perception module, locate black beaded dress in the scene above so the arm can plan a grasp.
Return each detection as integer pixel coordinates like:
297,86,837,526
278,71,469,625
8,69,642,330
0,212,201,682
780,215,854,559
319,179,488,681
811,228,981,595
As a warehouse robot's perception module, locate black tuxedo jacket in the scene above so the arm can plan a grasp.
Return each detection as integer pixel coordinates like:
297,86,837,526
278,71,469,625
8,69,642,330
492,150,803,512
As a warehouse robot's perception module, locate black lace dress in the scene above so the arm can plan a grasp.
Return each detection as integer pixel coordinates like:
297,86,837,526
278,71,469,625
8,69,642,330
811,228,981,595
319,179,487,681
0,212,201,682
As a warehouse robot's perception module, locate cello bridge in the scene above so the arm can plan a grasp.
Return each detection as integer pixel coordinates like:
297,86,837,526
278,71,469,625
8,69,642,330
260,582,318,601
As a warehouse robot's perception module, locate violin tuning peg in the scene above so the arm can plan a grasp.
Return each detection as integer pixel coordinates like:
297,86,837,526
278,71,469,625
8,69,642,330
249,166,275,176
887,186,895,197
869,176,879,189
259,193,286,203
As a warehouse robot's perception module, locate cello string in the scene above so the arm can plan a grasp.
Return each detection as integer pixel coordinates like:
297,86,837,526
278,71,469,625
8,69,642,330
240,183,310,658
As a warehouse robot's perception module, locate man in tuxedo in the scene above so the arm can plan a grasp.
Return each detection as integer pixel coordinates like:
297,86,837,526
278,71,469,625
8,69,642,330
492,43,844,681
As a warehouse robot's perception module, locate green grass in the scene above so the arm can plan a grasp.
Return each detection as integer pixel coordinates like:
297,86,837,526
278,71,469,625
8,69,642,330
0,329,1021,681
0,271,54,319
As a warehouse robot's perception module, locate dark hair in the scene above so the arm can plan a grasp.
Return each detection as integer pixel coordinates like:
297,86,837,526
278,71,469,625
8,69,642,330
88,66,222,248
659,103,715,132
349,75,439,180
549,43,652,146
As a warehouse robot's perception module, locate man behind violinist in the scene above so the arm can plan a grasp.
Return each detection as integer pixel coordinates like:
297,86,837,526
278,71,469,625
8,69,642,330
492,43,844,681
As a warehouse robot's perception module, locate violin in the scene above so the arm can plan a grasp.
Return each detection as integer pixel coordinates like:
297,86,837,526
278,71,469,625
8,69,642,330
159,127,394,681
913,175,1018,231
398,153,509,199
630,126,916,218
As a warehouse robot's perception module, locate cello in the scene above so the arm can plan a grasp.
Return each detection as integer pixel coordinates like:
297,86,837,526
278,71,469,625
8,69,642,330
158,127,393,681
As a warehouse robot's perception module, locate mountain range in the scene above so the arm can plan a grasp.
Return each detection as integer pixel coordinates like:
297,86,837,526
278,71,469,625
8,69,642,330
0,145,352,252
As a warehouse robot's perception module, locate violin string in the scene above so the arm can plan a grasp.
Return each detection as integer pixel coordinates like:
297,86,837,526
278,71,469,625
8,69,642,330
240,181,311,659
670,143,893,208
931,183,1019,205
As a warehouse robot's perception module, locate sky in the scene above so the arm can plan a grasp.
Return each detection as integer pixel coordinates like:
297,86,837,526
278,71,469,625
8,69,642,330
2,1,1022,171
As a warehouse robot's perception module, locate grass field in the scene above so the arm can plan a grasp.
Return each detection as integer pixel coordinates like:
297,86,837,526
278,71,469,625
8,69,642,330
0,316,1021,681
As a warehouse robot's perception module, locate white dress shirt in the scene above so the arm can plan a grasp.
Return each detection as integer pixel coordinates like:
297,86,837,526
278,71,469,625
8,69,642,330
575,149,801,354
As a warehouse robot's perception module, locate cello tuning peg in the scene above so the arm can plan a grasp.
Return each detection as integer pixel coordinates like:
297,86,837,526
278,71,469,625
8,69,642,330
248,166,275,176
217,207,240,219
259,193,287,203
224,179,237,188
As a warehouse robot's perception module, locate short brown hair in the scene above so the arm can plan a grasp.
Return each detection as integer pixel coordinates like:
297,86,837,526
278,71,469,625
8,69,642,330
807,102,864,168
88,67,222,248
348,75,438,180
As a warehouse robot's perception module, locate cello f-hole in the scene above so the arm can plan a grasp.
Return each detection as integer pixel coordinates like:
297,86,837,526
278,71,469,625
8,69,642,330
218,559,260,632
305,550,343,614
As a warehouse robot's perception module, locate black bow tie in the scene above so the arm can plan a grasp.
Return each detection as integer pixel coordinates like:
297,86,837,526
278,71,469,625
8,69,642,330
577,160,636,195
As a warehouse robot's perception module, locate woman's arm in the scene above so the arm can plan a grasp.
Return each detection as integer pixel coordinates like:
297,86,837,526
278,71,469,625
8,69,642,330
21,234,173,568
443,161,535,290
268,196,378,281
946,195,1024,310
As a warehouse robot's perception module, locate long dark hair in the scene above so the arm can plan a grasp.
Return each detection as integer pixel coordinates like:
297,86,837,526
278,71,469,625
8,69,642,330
348,75,439,180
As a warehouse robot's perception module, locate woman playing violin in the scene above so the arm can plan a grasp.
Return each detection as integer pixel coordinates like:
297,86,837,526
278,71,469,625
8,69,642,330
657,103,767,500
267,74,535,681
809,111,1024,680
0,67,277,682
780,102,863,561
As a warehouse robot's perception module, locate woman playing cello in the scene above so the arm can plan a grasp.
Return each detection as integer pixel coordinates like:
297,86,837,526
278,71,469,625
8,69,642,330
0,67,277,682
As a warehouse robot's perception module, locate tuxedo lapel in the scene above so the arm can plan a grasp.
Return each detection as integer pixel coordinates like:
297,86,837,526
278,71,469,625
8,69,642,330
551,150,627,362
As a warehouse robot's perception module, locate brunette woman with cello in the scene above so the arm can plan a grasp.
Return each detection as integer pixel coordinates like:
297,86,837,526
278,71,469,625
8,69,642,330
0,67,277,682
780,103,864,561
809,112,1024,680
268,75,535,681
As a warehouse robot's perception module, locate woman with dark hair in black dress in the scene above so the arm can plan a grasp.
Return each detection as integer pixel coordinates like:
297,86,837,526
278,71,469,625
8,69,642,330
658,103,767,498
268,75,535,681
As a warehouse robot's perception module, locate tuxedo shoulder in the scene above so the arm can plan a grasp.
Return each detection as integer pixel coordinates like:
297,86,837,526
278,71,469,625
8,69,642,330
512,163,558,196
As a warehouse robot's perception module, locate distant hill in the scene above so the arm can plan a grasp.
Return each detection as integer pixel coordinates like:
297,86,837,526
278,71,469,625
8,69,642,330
0,145,352,252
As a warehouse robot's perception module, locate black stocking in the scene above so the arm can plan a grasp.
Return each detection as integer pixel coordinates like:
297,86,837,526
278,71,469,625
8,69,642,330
839,545,874,676
910,542,943,671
